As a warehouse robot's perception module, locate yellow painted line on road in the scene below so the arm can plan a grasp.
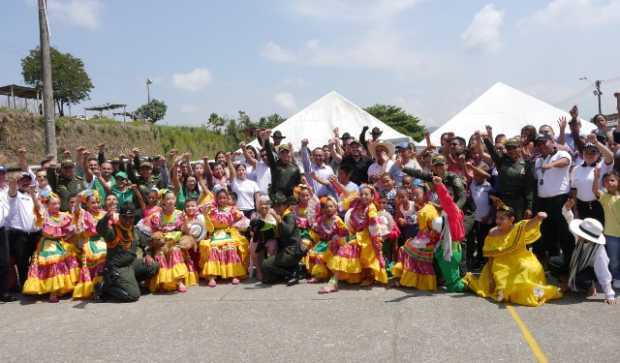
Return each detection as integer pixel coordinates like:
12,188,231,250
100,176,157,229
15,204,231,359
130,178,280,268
507,305,549,363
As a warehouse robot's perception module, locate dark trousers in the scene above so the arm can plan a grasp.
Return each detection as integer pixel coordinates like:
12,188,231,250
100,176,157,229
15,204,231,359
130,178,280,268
574,267,596,292
534,194,575,268
576,199,605,225
261,244,305,284
473,221,493,264
0,228,9,296
500,195,527,221
8,229,40,289
460,213,476,272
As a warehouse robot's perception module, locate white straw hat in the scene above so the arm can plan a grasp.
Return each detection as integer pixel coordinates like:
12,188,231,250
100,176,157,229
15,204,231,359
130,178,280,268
569,218,606,245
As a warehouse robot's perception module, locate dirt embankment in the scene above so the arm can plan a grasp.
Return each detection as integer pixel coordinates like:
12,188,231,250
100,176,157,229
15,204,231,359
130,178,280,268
0,111,236,166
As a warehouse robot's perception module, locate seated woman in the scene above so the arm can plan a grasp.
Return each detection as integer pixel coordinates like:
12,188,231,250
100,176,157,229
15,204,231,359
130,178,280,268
199,189,249,287
463,206,562,307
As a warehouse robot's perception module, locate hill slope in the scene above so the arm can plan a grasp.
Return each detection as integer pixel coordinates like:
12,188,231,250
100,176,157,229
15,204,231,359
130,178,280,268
0,110,236,165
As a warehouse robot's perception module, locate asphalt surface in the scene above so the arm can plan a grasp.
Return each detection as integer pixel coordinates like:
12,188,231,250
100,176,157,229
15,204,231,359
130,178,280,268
1,280,618,363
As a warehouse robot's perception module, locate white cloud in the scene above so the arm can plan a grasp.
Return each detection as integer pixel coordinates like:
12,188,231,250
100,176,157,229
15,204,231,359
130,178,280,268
46,0,103,30
274,92,297,112
520,0,620,29
260,27,425,72
172,68,212,92
260,41,297,63
461,4,504,53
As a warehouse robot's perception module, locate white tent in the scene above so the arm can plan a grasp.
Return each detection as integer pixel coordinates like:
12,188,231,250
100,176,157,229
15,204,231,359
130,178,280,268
247,91,411,150
420,82,596,145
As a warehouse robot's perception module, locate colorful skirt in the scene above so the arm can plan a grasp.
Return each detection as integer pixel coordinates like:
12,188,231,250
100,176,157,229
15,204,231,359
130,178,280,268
327,230,388,284
199,228,249,279
392,240,437,291
22,237,80,296
305,240,331,280
73,237,108,299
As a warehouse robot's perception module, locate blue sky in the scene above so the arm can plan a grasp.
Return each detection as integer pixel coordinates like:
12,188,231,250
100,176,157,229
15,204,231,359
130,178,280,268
2,0,620,127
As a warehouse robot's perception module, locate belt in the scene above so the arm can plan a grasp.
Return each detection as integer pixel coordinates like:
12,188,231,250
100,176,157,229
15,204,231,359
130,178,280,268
7,228,40,235
577,199,599,210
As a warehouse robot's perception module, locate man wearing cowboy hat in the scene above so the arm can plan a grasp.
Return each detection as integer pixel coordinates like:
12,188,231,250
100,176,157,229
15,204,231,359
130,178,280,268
367,141,395,181
260,130,301,199
562,202,616,304
272,130,286,147
95,204,160,302
47,159,85,212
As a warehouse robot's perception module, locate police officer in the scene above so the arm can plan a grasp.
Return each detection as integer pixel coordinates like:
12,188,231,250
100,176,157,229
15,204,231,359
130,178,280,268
482,135,535,221
47,159,84,212
95,204,159,302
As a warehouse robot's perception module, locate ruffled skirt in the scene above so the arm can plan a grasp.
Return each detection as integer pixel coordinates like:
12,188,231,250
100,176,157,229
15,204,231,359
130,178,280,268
305,240,331,280
199,228,248,279
22,237,80,296
327,230,387,284
392,241,436,291
73,237,108,299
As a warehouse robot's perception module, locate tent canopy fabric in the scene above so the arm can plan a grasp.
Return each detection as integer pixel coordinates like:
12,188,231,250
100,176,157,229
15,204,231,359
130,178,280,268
420,82,597,146
247,91,411,150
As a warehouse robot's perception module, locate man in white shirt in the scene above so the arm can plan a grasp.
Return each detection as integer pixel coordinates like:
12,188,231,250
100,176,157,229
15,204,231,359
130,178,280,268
534,134,575,268
242,145,271,195
0,165,15,301
367,141,395,182
390,142,421,186
300,139,335,197
7,173,40,292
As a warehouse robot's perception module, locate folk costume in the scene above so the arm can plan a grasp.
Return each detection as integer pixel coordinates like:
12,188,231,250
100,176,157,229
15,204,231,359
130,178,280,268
327,190,388,285
392,202,440,291
73,191,109,299
199,202,249,281
22,195,80,297
432,182,466,292
463,218,562,307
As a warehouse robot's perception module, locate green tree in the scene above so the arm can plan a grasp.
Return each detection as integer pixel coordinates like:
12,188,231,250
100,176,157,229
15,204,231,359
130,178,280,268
258,113,286,129
136,99,167,123
207,113,226,133
364,104,424,141
21,47,94,116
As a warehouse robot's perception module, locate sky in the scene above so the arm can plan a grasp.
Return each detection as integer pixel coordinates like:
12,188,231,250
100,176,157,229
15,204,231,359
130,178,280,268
2,0,620,128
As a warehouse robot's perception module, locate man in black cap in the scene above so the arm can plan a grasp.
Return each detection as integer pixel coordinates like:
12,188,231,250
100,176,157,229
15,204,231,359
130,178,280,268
481,134,535,221
260,193,307,285
95,204,159,302
272,130,286,148
261,130,301,199
47,159,85,211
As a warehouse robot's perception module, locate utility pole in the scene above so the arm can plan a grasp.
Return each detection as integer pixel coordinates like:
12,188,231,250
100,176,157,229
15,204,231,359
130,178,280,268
38,0,57,160
594,80,603,115
146,78,152,104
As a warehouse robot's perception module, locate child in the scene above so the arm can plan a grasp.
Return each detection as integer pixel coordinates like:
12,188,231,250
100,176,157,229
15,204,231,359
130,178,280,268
593,169,620,289
307,196,349,283
199,189,249,287
375,194,400,276
22,192,79,302
248,195,279,281
468,162,494,270
562,199,615,304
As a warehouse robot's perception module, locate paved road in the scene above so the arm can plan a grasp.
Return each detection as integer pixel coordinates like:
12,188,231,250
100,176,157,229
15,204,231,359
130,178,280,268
1,281,618,363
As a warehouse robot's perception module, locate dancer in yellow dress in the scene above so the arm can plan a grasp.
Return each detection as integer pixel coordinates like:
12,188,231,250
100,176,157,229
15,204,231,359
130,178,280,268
463,207,563,306
199,189,249,287
22,191,80,302
72,190,108,299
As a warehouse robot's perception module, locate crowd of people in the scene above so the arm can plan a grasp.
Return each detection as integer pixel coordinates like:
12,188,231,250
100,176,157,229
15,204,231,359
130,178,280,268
1,94,619,307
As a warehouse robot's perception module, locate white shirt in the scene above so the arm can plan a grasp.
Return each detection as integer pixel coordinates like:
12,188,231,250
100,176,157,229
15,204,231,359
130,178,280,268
250,161,271,195
0,185,8,228
7,190,37,232
570,161,614,202
470,180,493,222
231,177,260,211
535,150,572,198
390,158,421,186
368,159,395,179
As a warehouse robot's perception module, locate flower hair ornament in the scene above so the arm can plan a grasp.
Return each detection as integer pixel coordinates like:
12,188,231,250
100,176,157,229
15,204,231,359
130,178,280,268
293,184,311,201
79,189,100,205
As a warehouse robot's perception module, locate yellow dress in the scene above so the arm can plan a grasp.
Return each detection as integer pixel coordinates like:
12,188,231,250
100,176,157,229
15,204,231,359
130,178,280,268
72,209,108,299
463,220,562,307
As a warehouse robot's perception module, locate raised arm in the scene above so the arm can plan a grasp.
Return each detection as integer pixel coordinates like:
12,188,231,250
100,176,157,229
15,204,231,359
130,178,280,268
240,143,257,168
557,116,567,145
587,133,614,165
482,134,501,167
592,166,601,199
97,143,106,165
226,153,237,181
300,139,312,175
359,126,369,154
402,167,432,182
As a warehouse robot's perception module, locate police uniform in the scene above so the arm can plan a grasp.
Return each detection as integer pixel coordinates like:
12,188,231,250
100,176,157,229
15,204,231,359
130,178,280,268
483,138,535,220
96,210,159,302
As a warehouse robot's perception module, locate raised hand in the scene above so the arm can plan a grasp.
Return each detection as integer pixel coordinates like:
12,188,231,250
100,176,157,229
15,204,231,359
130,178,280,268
558,116,567,130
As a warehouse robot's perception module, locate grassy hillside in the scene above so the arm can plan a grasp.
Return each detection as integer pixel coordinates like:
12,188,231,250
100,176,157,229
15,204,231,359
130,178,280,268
0,109,236,165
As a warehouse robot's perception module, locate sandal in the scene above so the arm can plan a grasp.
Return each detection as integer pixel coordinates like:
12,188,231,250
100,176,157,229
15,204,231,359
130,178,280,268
231,278,240,285
177,283,187,293
49,294,59,303
208,279,217,288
